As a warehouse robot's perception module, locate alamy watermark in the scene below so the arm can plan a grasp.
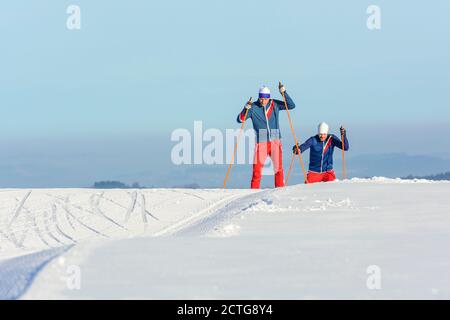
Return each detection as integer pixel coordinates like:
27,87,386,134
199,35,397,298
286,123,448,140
367,5,381,30
66,265,82,290
66,5,81,30
170,121,282,175
366,265,382,290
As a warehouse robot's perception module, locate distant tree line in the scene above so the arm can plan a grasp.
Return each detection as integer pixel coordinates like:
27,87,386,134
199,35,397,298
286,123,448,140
403,171,450,181
92,181,145,189
92,181,201,189
172,183,200,189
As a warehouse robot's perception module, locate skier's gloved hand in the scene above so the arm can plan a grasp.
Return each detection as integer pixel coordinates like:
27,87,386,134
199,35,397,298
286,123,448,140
292,144,300,155
245,102,252,110
340,126,346,137
279,82,286,94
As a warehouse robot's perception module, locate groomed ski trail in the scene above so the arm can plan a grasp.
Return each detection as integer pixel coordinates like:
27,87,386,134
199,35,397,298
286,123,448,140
173,190,272,236
0,246,72,300
153,190,265,236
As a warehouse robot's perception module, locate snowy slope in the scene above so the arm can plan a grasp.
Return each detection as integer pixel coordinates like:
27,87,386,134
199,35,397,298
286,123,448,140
0,188,256,299
1,179,450,299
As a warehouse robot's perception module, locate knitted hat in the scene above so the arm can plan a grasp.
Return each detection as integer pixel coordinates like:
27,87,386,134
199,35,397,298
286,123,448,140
318,122,329,134
258,86,271,99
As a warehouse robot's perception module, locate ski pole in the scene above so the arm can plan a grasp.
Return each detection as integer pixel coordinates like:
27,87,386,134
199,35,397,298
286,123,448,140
223,97,253,189
279,81,308,183
285,152,296,186
341,127,346,180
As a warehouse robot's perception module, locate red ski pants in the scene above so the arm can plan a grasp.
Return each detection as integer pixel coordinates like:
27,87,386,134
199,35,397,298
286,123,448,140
251,140,284,189
306,170,336,184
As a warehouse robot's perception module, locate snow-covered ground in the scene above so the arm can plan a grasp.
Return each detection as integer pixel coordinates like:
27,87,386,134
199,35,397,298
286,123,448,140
1,178,450,299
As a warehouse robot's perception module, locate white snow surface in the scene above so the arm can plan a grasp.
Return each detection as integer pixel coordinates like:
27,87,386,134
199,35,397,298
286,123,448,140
1,178,450,299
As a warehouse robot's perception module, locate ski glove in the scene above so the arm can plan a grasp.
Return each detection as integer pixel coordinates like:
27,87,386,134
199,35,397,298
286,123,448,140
340,126,346,137
292,144,300,155
279,82,286,94
245,102,252,110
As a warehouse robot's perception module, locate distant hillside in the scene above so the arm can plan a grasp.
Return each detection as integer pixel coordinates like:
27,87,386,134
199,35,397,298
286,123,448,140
345,153,450,178
403,172,450,181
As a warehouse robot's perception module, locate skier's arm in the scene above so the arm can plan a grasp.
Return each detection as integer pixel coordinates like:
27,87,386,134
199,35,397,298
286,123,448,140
293,137,313,154
300,137,313,152
236,104,252,123
332,134,349,151
275,91,296,110
277,82,296,110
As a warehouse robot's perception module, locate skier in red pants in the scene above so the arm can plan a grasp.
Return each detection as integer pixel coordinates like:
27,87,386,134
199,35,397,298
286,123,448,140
293,122,349,184
237,83,296,189
251,139,284,189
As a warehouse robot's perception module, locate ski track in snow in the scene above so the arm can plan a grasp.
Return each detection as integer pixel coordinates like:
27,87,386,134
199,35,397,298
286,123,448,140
124,191,138,223
59,198,109,238
8,191,32,228
151,190,264,237
174,190,271,236
90,193,128,231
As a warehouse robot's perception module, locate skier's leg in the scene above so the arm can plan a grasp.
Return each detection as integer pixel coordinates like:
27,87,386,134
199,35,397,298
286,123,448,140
251,142,268,189
306,171,323,184
271,140,285,187
324,170,336,182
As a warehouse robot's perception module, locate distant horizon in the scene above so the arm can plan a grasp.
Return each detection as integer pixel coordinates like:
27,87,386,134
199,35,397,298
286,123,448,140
2,125,450,188
1,151,449,189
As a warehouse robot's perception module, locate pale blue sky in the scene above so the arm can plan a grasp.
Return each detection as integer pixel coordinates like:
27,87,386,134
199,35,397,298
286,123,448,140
1,1,449,187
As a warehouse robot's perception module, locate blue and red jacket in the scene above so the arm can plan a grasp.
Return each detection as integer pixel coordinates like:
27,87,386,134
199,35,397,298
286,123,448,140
236,92,296,143
298,134,349,173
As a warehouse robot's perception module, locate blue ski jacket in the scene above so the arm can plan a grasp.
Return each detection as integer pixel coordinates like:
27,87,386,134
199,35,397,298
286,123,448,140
237,92,296,143
298,134,349,173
